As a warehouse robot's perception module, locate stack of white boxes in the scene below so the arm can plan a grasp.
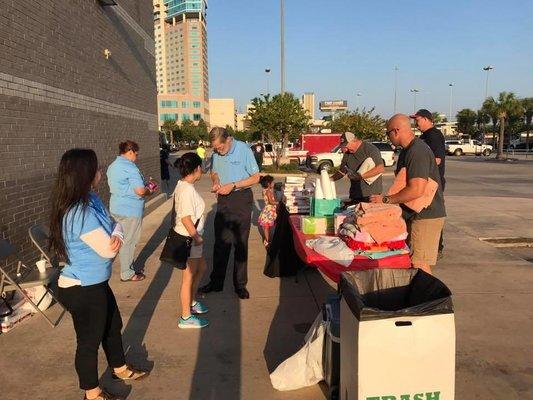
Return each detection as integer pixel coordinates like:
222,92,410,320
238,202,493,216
282,176,313,214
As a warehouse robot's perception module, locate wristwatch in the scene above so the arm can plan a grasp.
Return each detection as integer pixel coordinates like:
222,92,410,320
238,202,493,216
383,195,390,204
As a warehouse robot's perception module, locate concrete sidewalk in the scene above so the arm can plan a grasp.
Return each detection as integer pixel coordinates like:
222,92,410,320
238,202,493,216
1,176,532,399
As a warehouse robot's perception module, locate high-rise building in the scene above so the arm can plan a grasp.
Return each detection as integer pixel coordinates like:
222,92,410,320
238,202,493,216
209,98,236,129
154,0,209,126
301,92,315,120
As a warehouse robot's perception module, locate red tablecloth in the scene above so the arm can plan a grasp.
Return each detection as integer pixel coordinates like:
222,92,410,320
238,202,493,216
288,216,411,283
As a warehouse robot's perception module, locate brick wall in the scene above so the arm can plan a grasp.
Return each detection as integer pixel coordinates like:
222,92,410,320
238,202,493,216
0,1,159,266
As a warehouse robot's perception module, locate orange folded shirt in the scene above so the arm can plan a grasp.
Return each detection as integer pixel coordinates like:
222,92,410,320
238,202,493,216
387,167,438,213
356,202,403,225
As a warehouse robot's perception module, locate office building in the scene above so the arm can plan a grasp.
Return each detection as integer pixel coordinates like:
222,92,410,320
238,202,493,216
301,92,315,120
154,0,209,126
209,98,236,129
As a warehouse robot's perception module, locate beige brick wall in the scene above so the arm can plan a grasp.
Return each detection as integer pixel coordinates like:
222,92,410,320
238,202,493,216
0,1,159,266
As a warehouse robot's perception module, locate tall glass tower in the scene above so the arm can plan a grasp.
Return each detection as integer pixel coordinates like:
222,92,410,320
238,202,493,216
154,0,209,126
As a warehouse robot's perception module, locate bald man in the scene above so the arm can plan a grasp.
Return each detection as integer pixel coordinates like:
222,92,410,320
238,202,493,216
369,114,445,274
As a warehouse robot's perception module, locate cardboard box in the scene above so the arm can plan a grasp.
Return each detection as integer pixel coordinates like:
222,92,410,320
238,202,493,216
339,269,455,400
285,176,306,184
301,216,334,235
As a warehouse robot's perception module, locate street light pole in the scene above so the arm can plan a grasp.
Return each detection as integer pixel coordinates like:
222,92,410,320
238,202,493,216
448,83,454,122
356,92,362,110
410,89,419,113
393,66,399,113
482,65,494,145
483,65,493,99
280,0,285,94
265,68,271,95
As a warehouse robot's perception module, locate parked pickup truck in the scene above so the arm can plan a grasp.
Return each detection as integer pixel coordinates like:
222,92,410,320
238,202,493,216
306,142,396,172
445,139,492,156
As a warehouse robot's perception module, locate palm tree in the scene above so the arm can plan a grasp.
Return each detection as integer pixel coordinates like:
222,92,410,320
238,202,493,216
483,92,524,159
476,110,490,140
481,100,499,147
432,112,446,123
522,97,533,149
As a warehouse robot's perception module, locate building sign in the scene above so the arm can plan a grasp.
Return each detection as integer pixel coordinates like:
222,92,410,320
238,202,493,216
319,100,348,112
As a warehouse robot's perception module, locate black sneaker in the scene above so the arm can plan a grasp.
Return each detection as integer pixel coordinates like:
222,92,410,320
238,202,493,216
198,283,223,294
235,287,250,299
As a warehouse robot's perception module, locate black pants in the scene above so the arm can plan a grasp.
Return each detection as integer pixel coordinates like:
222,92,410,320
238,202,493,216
59,281,126,390
210,189,253,289
439,182,446,252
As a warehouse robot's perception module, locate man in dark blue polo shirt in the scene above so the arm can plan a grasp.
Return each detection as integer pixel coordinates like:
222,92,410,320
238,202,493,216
199,127,260,299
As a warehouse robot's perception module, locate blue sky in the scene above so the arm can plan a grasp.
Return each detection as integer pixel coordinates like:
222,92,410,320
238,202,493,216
207,0,533,119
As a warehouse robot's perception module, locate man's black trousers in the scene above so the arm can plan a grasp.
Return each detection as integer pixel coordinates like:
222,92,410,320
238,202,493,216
210,188,253,290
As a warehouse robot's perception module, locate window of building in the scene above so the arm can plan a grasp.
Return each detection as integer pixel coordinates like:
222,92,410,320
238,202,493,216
181,101,189,108
182,114,190,122
193,101,201,108
160,100,178,108
193,113,201,121
161,113,178,121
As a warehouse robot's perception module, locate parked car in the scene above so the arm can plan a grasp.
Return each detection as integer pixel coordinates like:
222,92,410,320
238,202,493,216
445,139,492,156
509,141,533,150
306,141,396,172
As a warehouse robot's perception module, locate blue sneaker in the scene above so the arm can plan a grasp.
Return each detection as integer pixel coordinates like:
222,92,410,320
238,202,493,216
178,315,209,329
191,301,209,315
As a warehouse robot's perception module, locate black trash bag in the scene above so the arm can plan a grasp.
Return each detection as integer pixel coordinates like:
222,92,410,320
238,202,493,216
339,268,453,321
263,203,304,278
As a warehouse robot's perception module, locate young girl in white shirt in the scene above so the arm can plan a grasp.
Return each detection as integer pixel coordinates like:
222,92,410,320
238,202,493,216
173,152,209,329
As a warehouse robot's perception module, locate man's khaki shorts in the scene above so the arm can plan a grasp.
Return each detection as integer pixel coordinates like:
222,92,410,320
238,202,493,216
408,217,445,266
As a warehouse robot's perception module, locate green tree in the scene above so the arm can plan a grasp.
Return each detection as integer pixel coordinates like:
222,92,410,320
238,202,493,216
247,93,309,167
327,108,386,141
476,110,490,130
432,112,446,123
180,119,198,144
161,119,180,144
226,125,250,142
483,92,524,159
481,100,500,147
456,109,477,137
196,119,209,142
522,97,533,148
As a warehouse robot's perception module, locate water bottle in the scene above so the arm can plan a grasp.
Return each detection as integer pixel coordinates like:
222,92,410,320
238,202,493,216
1,315,12,332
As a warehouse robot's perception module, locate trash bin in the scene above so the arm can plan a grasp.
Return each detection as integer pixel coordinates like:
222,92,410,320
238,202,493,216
339,268,455,400
323,294,340,400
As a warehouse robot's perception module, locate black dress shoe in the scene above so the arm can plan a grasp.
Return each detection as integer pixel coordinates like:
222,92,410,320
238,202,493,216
235,288,250,299
198,283,223,294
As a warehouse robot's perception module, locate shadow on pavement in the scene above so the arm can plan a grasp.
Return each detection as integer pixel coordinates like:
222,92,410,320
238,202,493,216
263,269,335,374
188,204,242,399
101,210,173,397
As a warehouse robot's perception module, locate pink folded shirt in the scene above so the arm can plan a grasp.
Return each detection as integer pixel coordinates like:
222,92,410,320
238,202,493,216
387,168,438,213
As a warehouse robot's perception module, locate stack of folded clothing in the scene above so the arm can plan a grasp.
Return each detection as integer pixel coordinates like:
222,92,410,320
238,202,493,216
338,202,409,259
283,176,313,214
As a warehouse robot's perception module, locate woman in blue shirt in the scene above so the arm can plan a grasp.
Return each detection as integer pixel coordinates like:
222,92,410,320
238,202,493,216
107,140,154,282
49,149,148,400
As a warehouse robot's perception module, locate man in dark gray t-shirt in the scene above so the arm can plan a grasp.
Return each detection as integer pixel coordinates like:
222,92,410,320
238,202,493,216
370,114,446,275
331,132,384,201
396,138,446,219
